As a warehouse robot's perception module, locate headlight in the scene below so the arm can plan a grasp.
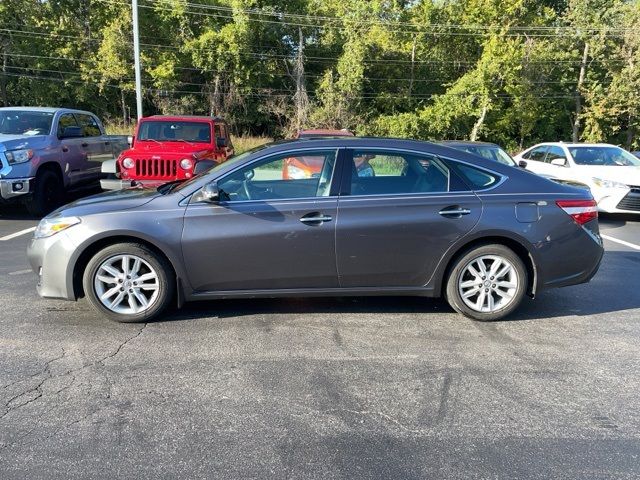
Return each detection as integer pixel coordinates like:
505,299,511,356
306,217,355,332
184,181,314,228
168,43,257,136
286,165,309,179
6,149,34,164
34,216,81,239
592,177,628,189
180,158,193,170
122,157,135,169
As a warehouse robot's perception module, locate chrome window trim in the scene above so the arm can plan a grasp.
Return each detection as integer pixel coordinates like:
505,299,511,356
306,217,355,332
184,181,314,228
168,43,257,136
186,144,508,204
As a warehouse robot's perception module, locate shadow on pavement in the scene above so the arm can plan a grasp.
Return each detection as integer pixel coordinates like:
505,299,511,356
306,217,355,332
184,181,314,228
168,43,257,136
159,250,640,324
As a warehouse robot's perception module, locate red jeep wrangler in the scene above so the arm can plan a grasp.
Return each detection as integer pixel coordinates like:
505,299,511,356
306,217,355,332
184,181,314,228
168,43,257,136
101,115,234,190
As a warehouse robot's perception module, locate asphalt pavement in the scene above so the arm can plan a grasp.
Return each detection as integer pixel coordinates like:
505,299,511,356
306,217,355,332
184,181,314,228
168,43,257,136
1,203,639,479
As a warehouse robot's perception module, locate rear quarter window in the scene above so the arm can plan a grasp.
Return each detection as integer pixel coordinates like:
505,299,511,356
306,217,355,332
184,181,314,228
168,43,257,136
452,163,500,190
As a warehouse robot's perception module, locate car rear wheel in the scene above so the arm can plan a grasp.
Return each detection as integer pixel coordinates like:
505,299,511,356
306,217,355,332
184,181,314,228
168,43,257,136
83,243,174,323
445,244,527,321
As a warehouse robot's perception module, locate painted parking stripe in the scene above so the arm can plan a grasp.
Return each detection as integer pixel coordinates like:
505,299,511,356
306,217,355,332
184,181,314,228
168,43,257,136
0,226,36,241
601,234,640,251
8,269,32,276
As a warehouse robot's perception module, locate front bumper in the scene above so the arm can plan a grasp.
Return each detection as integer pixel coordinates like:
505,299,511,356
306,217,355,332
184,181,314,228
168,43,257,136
100,178,165,190
100,178,138,190
594,187,640,214
27,231,78,300
0,177,34,200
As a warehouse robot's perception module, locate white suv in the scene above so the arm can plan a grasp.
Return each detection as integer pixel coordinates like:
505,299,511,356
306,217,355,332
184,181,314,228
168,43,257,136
514,143,640,214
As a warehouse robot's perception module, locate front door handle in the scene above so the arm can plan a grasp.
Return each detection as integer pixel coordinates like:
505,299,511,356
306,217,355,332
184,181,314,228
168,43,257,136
300,213,332,224
81,142,89,148
439,207,471,217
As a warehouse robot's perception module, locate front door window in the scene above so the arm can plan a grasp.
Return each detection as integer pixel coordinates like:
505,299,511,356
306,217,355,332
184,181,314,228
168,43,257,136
217,150,338,201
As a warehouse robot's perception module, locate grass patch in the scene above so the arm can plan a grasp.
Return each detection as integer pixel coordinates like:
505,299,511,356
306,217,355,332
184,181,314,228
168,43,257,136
232,135,273,154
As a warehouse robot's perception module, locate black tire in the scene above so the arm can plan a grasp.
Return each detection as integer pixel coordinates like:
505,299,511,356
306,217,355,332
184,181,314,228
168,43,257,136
82,243,175,323
26,169,64,217
445,244,527,321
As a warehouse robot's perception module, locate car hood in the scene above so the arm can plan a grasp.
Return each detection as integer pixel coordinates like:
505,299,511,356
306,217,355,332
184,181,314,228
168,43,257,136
574,165,640,185
50,187,161,218
0,134,50,152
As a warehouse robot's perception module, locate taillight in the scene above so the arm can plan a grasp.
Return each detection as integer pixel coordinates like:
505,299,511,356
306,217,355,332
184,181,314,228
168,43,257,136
556,199,598,225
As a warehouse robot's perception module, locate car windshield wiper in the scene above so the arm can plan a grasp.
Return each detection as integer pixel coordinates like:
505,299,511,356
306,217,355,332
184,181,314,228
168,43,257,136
157,179,186,194
140,138,162,145
175,138,197,146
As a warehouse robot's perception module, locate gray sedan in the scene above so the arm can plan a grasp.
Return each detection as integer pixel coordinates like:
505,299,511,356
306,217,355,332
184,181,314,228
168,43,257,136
27,138,604,322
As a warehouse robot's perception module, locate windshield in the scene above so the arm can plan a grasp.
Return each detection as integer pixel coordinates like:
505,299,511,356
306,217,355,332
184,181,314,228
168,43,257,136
171,143,271,194
138,121,211,143
0,111,54,135
569,146,640,166
457,145,516,166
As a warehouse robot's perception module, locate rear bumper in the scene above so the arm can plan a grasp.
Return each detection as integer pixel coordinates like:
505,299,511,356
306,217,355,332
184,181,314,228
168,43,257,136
538,223,604,291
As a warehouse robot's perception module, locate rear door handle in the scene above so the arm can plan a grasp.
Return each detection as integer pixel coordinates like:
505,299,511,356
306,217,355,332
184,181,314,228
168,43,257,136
439,207,471,217
81,142,89,148
300,213,332,224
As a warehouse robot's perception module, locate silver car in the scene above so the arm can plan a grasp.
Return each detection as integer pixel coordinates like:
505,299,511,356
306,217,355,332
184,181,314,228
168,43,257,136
27,138,604,322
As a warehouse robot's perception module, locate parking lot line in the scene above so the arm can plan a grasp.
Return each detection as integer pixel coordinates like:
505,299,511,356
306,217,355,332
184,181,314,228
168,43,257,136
0,226,36,241
601,234,640,251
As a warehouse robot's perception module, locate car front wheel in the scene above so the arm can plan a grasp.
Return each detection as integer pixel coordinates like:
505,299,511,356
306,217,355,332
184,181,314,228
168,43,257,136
83,243,174,322
445,244,527,321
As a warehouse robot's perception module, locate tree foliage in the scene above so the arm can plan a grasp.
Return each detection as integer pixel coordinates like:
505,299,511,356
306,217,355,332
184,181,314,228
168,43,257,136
1,0,639,149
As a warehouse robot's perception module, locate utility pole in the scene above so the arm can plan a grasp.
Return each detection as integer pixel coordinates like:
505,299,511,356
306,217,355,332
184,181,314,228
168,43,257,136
132,0,143,120
293,27,309,132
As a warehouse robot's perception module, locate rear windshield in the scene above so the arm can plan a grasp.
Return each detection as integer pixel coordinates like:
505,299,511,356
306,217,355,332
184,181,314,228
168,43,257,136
451,145,516,166
138,121,211,143
569,146,640,166
0,110,54,135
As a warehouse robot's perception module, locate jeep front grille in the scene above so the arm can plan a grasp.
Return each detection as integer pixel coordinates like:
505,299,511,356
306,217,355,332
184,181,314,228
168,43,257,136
134,158,178,179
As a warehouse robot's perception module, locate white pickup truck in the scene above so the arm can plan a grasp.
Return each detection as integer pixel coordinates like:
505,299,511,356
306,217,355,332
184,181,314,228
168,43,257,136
0,107,129,216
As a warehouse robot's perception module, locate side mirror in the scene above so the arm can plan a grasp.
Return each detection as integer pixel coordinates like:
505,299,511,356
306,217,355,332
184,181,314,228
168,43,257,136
216,137,227,149
127,135,133,146
550,157,568,167
200,181,220,202
193,159,217,175
518,160,528,168
59,126,84,139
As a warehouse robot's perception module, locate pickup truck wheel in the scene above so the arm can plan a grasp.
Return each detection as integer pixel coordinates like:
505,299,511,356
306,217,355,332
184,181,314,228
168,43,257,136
445,244,527,321
26,170,63,217
83,243,175,323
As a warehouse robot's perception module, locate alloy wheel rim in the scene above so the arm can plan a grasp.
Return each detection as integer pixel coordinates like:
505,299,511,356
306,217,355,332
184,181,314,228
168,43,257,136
94,254,159,315
458,255,518,313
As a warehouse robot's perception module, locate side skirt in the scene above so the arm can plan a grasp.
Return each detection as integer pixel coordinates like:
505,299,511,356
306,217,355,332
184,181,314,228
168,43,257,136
186,286,437,302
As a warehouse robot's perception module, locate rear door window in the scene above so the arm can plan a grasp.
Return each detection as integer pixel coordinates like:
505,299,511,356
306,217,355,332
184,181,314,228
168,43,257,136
347,150,462,196
451,163,500,190
75,114,101,137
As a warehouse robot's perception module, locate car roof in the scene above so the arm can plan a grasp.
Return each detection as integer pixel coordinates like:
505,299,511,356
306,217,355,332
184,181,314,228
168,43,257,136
296,129,354,137
437,140,500,148
529,142,619,148
0,106,95,115
251,136,516,170
145,115,225,122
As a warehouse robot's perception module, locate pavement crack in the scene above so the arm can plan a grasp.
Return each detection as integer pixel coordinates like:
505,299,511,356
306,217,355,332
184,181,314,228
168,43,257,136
98,322,148,366
0,348,67,421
